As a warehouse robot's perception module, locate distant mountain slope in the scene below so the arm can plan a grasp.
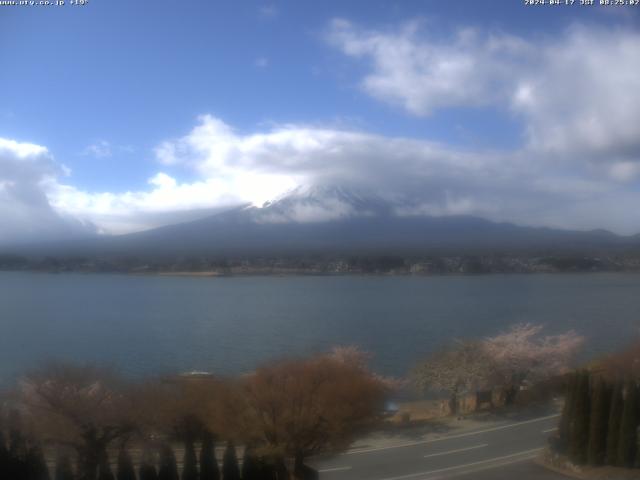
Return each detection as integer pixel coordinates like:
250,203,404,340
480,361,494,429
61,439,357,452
57,183,636,258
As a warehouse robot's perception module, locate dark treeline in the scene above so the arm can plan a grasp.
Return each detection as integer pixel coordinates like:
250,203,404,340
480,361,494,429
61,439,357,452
555,370,640,468
0,425,289,480
1,252,638,275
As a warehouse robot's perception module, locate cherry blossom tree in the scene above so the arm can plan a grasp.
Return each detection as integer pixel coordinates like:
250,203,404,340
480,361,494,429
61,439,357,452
413,340,492,414
483,323,584,404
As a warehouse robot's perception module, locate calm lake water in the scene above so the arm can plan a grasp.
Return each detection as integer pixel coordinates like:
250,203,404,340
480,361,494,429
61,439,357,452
1,271,639,383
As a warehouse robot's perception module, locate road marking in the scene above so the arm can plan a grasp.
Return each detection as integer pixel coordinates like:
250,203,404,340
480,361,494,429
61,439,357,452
343,414,559,455
427,450,543,479
378,448,543,480
318,466,352,473
423,444,488,459
542,427,557,433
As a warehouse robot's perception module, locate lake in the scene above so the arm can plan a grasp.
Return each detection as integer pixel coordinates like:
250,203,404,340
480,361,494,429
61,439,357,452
1,271,639,384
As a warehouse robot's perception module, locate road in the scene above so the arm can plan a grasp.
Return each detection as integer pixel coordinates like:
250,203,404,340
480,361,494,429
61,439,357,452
310,414,569,480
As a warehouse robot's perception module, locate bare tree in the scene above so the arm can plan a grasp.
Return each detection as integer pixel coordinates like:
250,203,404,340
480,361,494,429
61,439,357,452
241,350,387,466
18,363,135,480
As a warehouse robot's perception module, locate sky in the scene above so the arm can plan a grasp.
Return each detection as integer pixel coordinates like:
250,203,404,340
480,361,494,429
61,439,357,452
1,0,640,243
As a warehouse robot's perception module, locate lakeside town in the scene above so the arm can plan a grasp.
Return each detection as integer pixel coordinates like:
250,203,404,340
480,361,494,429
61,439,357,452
4,253,640,276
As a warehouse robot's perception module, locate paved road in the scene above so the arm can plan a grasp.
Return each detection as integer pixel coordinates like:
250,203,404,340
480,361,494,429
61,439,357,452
310,414,568,480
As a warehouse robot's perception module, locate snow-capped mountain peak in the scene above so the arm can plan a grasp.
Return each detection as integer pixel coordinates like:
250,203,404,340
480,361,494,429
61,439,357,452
252,183,392,223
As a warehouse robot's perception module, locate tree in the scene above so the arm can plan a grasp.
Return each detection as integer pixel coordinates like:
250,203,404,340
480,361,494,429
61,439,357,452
138,450,157,480
182,439,198,480
157,445,178,480
587,377,610,465
0,427,9,480
116,449,135,480
7,410,28,480
19,364,135,480
483,324,584,405
240,447,260,480
592,340,640,381
558,373,577,453
199,431,219,480
606,381,624,466
26,444,50,480
221,442,240,480
241,351,387,464
413,341,491,414
617,381,638,468
97,451,114,480
54,452,75,480
569,370,590,465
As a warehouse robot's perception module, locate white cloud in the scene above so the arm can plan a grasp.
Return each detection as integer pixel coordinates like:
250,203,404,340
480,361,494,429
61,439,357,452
254,57,269,68
327,19,640,175
0,138,94,244
82,140,112,158
51,113,640,234
258,5,278,19
327,19,531,116
5,105,640,239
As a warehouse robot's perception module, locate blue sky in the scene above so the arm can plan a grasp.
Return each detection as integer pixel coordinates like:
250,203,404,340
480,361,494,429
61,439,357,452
1,0,639,241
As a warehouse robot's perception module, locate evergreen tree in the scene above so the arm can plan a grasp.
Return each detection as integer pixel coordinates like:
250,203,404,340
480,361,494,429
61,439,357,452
182,440,198,480
0,430,10,480
240,447,260,480
157,445,178,480
199,432,219,480
221,442,240,480
569,370,590,464
618,381,639,468
26,445,50,480
138,450,157,480
97,451,114,480
558,372,577,453
8,411,28,480
116,449,136,480
587,377,610,465
54,453,75,480
606,380,624,466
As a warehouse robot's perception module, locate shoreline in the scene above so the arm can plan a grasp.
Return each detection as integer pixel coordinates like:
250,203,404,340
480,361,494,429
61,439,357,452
3,268,640,278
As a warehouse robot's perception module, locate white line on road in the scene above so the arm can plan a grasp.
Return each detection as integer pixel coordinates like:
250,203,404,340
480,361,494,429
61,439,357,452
428,450,544,479
542,427,557,433
423,444,488,459
343,414,559,455
318,466,352,473
378,448,543,480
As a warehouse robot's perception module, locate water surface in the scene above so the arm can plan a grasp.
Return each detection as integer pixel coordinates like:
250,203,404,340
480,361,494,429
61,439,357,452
0,272,638,383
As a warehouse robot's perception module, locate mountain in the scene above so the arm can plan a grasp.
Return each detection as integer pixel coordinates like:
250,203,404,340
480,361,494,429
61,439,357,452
35,183,636,259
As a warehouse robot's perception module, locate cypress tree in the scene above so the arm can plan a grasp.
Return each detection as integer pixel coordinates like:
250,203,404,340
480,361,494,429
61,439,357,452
97,451,114,480
618,381,639,468
54,453,75,480
182,439,198,480
138,450,157,480
221,442,240,480
0,430,10,480
26,445,50,480
199,432,219,480
569,370,590,464
558,373,577,453
116,449,136,480
587,377,610,465
157,445,178,480
8,411,28,480
606,381,624,466
240,447,260,480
